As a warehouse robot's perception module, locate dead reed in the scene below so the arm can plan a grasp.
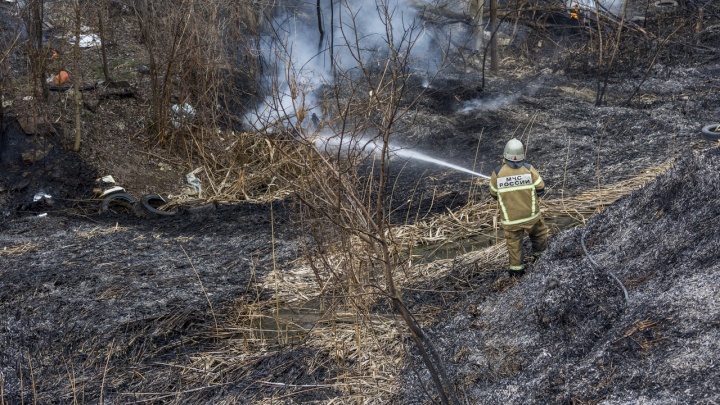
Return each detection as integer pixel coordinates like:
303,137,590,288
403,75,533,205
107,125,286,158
149,130,672,402
181,129,315,203
75,224,128,239
0,243,37,256
207,159,673,403
390,161,672,250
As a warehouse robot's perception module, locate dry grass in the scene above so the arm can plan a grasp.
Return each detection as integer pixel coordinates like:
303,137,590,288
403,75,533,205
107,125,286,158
181,130,316,203
389,162,672,250
618,319,666,351
0,242,37,256
75,224,128,239
141,136,673,402
198,160,674,403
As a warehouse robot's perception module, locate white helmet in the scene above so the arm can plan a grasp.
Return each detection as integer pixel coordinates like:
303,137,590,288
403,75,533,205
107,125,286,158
504,138,525,162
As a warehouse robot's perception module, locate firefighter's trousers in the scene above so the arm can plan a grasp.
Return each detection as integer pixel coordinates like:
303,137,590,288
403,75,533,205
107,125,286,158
503,216,548,271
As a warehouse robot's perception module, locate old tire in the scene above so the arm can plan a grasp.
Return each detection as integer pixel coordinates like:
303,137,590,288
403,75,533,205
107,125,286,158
101,193,136,214
177,200,217,215
701,124,720,141
134,194,177,218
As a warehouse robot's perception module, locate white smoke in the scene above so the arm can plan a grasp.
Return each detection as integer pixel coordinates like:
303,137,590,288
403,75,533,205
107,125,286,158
244,0,441,132
458,94,521,114
458,73,547,115
573,0,626,14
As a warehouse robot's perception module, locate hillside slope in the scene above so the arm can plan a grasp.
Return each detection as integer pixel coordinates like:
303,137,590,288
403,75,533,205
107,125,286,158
404,146,720,404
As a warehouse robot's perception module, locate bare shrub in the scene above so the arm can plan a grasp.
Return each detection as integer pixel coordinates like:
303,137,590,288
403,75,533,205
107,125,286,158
132,0,261,145
0,9,21,154
238,1,460,402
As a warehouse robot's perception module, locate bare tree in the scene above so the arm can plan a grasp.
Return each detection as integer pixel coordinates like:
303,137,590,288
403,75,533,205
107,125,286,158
490,0,499,73
132,0,263,145
70,0,86,151
24,0,49,102
0,16,21,160
258,0,459,402
97,1,112,82
133,0,189,142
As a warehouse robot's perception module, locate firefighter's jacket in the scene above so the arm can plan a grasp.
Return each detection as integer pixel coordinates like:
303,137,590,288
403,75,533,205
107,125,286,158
489,162,545,227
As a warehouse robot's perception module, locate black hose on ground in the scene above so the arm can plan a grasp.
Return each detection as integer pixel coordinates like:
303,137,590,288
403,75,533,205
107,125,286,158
581,229,629,303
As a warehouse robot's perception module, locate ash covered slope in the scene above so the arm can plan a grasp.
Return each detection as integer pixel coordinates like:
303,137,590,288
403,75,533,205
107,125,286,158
407,146,720,404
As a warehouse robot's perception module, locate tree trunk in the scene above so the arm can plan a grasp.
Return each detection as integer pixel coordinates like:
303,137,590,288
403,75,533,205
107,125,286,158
72,0,83,151
471,0,484,54
98,4,112,82
0,76,5,162
490,0,499,73
31,0,48,101
134,0,163,138
330,0,334,72
316,0,324,52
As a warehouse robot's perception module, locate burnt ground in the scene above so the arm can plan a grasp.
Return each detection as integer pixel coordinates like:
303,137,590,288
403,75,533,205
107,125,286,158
0,182,307,403
399,146,720,404
1,0,720,404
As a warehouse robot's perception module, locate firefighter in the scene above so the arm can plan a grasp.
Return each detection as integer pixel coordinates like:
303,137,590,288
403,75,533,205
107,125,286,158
569,1,580,21
489,138,548,277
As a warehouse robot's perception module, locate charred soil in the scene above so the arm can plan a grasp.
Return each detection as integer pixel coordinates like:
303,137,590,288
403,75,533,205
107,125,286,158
1,0,720,404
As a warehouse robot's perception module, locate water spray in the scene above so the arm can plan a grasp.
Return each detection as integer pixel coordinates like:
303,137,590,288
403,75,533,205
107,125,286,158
392,148,490,179
313,133,490,179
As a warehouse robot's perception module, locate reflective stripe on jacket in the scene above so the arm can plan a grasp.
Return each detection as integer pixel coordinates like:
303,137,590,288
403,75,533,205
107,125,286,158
489,162,545,226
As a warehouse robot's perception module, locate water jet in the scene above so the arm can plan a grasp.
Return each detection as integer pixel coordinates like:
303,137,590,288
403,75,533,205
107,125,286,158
391,148,489,179
313,133,490,179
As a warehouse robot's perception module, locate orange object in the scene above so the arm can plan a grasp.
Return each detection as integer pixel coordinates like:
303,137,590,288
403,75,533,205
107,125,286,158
570,2,580,20
53,70,69,85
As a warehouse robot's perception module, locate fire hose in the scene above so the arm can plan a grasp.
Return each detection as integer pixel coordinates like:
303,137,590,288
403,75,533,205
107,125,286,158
581,228,629,304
